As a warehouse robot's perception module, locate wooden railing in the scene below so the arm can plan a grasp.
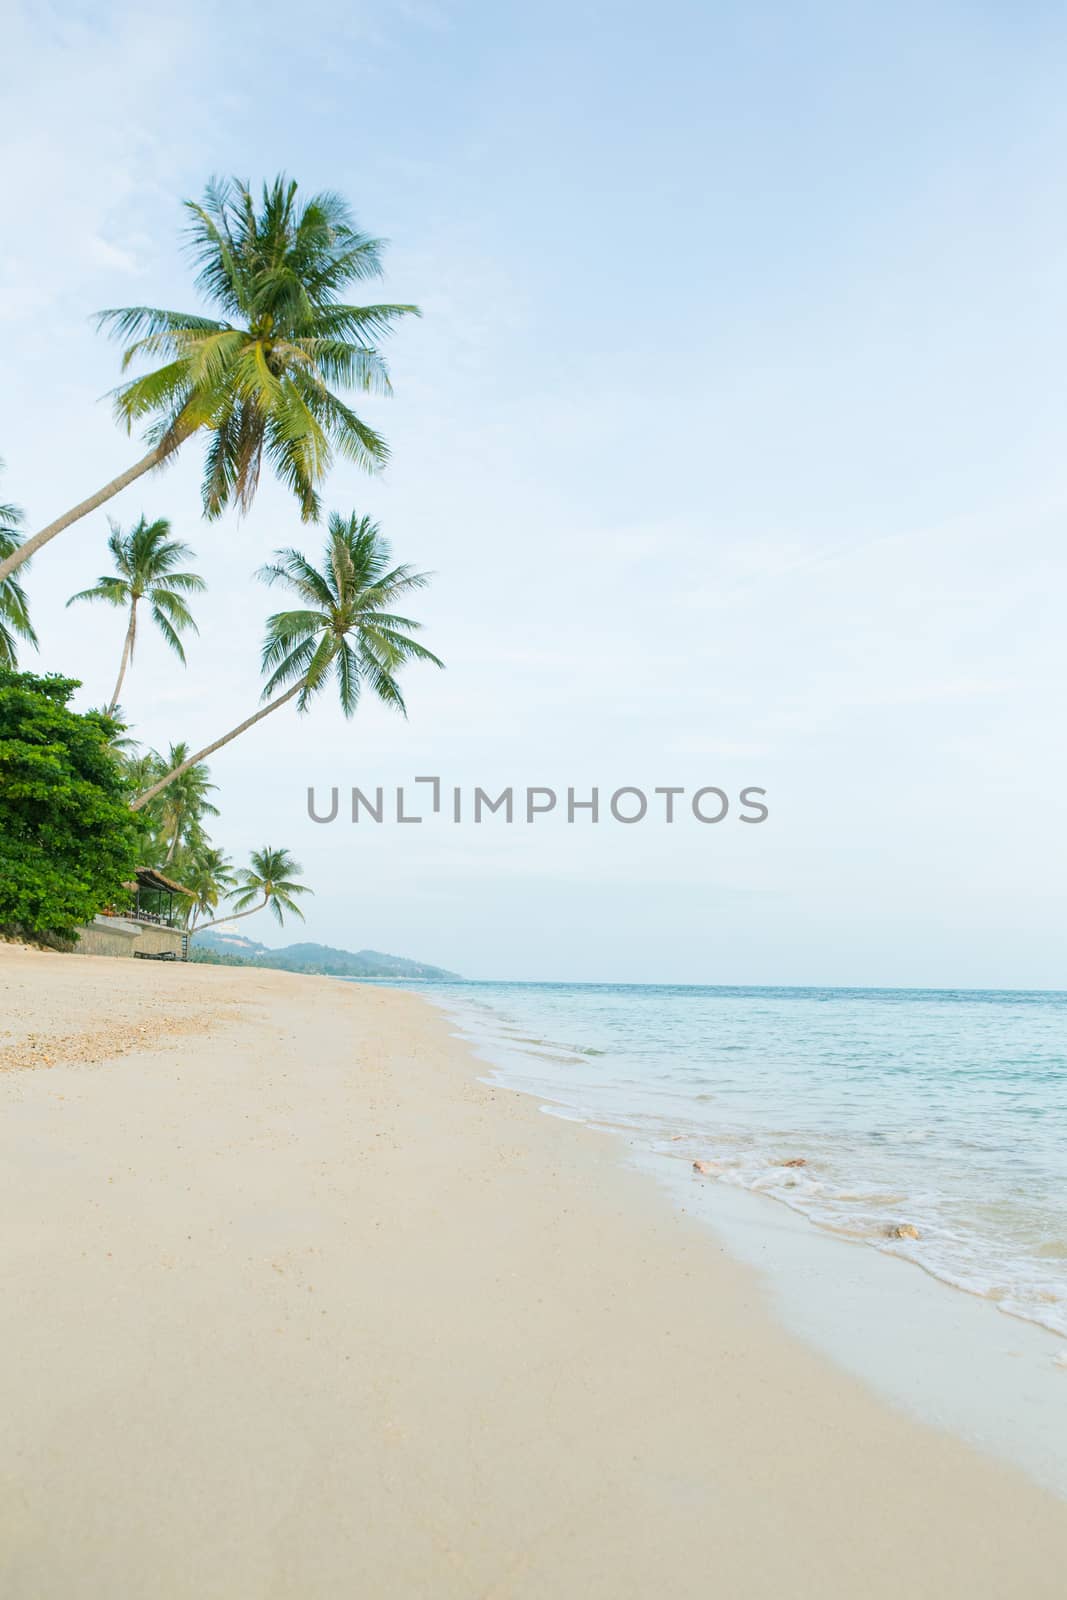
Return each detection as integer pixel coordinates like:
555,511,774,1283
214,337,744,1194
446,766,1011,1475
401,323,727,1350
101,906,178,928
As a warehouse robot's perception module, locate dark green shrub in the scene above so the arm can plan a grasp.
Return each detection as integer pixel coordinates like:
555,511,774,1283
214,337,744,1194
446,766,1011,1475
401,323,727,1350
0,670,141,941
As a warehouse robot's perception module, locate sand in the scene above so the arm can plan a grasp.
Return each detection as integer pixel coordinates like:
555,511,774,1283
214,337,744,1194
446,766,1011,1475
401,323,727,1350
0,941,1065,1597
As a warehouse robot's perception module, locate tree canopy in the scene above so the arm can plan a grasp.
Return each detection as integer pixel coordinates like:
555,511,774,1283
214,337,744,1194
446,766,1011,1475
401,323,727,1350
0,670,142,941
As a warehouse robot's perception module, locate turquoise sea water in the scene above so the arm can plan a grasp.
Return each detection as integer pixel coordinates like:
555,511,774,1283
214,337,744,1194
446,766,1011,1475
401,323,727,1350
412,982,1067,1340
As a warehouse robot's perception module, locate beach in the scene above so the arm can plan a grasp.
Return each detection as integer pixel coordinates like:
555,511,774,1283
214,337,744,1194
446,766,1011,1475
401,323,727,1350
1,944,1065,1598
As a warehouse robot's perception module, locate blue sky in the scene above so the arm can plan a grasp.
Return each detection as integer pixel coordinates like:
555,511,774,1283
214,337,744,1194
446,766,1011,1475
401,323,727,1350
5,0,1067,984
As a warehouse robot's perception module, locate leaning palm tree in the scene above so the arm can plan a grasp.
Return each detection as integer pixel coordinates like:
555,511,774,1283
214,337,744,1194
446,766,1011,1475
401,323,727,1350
0,467,37,667
194,846,310,933
0,176,418,585
67,516,205,712
131,512,442,811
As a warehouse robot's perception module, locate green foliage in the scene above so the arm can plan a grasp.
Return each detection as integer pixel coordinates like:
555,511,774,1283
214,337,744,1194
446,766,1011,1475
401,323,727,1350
187,943,250,966
0,669,142,940
67,516,205,700
118,735,307,940
260,511,442,716
0,464,37,668
97,176,419,521
125,744,225,892
184,844,311,937
189,932,459,979
118,739,236,929
230,845,311,928
139,742,219,865
176,845,236,929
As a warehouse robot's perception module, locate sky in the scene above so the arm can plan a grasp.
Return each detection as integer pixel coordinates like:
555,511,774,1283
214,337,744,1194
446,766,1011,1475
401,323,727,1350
4,0,1067,985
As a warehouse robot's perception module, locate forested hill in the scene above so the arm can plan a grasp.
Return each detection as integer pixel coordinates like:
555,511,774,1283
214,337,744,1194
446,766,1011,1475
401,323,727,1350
191,929,459,981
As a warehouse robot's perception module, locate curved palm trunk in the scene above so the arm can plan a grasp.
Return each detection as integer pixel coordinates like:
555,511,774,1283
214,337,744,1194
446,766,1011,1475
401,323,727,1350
189,897,268,937
108,600,138,715
130,680,304,812
0,432,190,585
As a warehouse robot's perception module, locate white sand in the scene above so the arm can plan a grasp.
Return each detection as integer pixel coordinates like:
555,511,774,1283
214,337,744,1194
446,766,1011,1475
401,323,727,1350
1,943,1065,1597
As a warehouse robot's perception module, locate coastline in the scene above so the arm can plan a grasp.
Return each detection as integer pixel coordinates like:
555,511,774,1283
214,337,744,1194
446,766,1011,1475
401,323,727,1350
431,987,1067,1494
1,946,1066,1597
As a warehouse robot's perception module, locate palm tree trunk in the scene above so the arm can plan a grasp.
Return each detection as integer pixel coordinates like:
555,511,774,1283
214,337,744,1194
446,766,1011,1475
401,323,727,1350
108,601,138,715
190,897,268,936
130,681,304,812
0,433,188,585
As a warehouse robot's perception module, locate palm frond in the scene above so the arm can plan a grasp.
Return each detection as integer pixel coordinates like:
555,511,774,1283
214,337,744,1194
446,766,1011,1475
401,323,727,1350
257,548,336,607
156,569,207,594
149,588,199,630
261,632,320,698
305,385,389,474
66,577,129,607
335,640,362,717
0,502,38,664
150,608,188,662
364,626,444,669
296,633,337,710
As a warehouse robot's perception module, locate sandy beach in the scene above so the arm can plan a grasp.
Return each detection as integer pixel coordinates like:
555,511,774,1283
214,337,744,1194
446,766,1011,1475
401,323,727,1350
1,944,1065,1598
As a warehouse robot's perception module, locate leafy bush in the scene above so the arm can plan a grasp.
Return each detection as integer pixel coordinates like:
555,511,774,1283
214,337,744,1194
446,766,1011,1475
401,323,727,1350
0,669,142,941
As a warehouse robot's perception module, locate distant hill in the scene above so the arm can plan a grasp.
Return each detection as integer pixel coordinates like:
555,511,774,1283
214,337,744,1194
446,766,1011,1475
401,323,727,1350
190,929,459,981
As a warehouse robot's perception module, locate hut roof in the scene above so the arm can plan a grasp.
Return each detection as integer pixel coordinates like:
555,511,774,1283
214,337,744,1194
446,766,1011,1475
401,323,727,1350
132,866,193,897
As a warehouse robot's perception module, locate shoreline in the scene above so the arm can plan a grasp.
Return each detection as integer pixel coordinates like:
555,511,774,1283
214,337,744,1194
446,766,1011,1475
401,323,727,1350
418,979,1067,1344
1,946,1066,1596
428,991,1067,1494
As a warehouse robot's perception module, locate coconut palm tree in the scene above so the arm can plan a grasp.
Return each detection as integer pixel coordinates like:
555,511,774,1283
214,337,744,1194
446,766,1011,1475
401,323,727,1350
122,747,163,797
131,512,442,811
180,846,237,931
150,744,219,864
194,846,310,932
0,176,419,585
0,467,37,667
67,517,205,712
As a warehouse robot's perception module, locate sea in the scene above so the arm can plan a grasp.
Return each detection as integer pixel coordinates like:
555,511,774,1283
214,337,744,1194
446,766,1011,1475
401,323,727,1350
409,981,1067,1343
